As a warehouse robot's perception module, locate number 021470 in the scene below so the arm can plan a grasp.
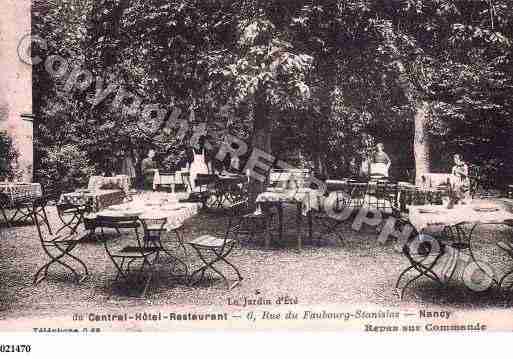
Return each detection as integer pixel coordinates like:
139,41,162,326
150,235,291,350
0,344,32,353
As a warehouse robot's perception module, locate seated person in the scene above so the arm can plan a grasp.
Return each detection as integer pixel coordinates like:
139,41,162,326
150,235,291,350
141,149,157,190
451,153,470,201
359,156,370,179
221,154,241,176
370,143,391,178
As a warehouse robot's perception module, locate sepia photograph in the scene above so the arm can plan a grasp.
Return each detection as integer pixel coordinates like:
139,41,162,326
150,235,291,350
2,0,513,337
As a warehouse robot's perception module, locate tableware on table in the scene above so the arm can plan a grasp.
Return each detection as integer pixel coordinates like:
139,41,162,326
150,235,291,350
503,219,513,227
418,208,441,214
267,187,284,193
160,205,185,211
108,204,126,211
123,210,143,217
473,206,500,212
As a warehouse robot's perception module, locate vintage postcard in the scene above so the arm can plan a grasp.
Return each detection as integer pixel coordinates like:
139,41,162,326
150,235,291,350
2,0,513,340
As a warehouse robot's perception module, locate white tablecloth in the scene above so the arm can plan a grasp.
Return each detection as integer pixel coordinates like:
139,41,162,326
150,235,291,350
409,203,513,231
60,189,125,212
92,200,200,231
0,182,42,205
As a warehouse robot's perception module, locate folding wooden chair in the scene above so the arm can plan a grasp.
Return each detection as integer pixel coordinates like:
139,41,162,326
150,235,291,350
187,201,246,289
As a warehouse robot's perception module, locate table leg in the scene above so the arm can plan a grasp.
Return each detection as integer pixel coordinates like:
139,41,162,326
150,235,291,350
308,210,313,243
278,204,284,243
297,203,302,251
1,206,11,227
399,191,407,212
264,210,271,249
460,223,498,287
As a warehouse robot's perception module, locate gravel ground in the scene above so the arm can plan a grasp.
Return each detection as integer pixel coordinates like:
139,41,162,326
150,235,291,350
2,200,513,321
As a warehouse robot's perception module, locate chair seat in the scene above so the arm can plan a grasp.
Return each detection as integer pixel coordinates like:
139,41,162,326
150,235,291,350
119,246,159,255
145,222,183,230
313,212,334,219
450,242,470,250
44,231,87,244
144,224,167,231
406,241,446,257
243,212,266,219
188,234,235,248
497,241,513,256
179,192,208,203
45,238,79,246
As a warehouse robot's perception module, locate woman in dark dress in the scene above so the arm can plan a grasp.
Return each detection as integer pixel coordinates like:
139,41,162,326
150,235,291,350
141,149,157,190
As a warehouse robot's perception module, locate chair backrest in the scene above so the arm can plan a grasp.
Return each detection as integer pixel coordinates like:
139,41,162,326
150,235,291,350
0,192,9,207
195,174,218,188
95,215,141,230
222,200,249,245
96,215,142,254
33,205,52,241
139,217,167,242
33,205,77,241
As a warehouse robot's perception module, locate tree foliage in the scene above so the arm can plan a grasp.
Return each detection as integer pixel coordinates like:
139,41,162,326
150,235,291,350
33,0,513,191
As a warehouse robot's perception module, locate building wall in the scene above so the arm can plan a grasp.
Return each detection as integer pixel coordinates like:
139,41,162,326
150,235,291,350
0,0,33,181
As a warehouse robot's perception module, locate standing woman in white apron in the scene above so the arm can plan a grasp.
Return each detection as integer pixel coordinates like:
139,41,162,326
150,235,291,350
188,137,209,192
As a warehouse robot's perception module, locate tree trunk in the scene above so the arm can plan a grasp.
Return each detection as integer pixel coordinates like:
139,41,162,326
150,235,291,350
414,100,431,185
313,152,327,179
394,61,432,185
248,93,272,210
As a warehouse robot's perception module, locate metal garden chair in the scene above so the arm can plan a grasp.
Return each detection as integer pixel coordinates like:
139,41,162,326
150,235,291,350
347,182,369,210
310,191,346,244
33,205,89,285
187,201,246,289
367,181,400,216
234,200,276,246
56,197,93,232
96,215,159,297
497,237,513,291
395,216,447,299
139,216,188,282
179,173,216,208
0,192,11,226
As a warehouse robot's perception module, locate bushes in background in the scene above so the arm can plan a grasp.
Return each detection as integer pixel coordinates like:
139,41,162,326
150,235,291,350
36,144,95,196
0,131,19,181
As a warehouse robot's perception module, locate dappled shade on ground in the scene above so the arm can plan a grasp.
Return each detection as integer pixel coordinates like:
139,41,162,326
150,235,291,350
2,204,513,320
